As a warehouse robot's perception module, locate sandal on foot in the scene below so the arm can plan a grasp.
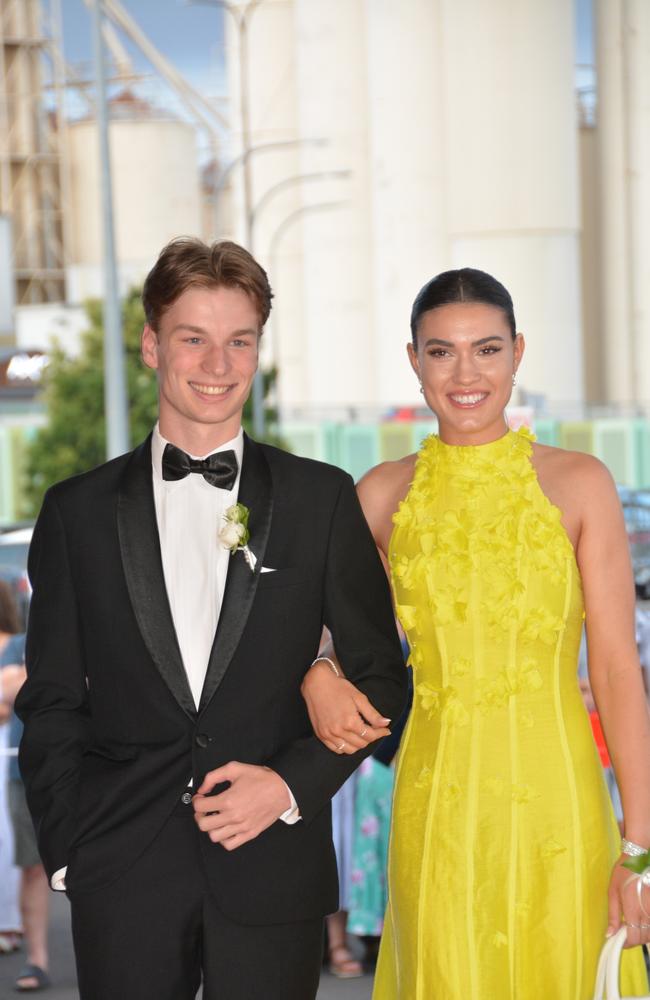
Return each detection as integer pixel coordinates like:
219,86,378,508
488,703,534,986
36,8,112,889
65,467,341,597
0,932,21,954
14,965,51,992
328,945,363,979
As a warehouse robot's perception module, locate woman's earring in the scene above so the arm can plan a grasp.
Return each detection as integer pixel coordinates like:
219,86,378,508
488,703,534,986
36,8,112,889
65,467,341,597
418,382,424,395
512,372,517,387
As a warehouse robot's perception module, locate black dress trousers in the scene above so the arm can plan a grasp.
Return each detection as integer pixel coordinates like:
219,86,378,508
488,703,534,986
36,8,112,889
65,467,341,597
68,795,324,1000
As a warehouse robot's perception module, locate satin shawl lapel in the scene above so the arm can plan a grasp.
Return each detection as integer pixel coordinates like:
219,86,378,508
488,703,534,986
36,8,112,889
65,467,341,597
199,435,273,714
117,436,196,719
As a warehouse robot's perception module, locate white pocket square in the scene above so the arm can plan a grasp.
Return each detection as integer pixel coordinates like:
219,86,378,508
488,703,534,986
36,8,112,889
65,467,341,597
260,566,277,574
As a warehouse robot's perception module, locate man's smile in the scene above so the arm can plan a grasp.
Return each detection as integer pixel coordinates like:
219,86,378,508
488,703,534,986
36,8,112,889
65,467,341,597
188,382,234,396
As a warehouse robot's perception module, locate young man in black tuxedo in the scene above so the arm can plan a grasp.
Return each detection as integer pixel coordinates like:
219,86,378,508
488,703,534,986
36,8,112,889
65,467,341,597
16,238,407,1000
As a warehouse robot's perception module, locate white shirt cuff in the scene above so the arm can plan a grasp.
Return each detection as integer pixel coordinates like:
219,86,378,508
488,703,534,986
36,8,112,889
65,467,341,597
51,866,67,891
278,782,301,824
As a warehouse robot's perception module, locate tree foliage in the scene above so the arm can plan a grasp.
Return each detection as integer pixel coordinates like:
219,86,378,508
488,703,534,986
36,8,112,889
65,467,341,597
24,289,283,517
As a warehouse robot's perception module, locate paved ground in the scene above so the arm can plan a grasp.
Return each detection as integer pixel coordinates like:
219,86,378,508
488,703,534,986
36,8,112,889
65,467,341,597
0,893,374,999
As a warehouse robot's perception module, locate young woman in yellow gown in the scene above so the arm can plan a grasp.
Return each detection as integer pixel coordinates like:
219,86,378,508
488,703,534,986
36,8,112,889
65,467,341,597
302,269,650,998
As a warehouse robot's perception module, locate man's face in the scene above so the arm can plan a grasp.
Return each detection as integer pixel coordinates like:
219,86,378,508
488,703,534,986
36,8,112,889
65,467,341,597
141,284,260,449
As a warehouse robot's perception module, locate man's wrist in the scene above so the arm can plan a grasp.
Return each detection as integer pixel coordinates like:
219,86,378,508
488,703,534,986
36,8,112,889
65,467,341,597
51,866,67,891
265,768,301,824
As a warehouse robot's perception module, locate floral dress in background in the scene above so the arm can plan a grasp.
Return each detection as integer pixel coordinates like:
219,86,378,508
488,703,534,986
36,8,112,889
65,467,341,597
347,756,394,937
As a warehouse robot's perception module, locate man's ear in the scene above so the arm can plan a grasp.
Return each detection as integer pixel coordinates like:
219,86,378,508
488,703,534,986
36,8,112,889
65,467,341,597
141,325,159,371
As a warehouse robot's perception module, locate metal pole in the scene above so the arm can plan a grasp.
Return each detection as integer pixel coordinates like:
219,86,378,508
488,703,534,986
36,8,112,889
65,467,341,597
92,0,129,459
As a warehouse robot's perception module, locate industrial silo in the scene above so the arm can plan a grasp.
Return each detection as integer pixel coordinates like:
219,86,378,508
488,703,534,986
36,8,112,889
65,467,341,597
66,90,201,303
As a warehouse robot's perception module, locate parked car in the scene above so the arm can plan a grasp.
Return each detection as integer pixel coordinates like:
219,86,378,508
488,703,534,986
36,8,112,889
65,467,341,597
618,488,650,600
0,526,32,628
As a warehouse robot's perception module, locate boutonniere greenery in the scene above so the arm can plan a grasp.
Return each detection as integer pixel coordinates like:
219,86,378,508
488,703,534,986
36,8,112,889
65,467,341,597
219,503,257,571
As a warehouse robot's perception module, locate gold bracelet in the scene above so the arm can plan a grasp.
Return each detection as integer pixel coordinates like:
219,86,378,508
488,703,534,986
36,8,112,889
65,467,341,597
310,655,340,678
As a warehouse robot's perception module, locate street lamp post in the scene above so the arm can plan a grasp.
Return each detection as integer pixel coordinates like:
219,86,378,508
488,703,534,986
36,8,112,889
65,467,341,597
91,0,129,459
249,170,351,246
209,137,328,236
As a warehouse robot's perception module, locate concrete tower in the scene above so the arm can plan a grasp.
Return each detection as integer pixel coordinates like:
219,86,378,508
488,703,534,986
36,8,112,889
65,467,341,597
596,0,650,408
226,0,583,413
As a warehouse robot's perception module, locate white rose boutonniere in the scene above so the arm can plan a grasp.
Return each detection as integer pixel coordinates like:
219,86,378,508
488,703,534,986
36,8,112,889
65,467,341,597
219,503,257,571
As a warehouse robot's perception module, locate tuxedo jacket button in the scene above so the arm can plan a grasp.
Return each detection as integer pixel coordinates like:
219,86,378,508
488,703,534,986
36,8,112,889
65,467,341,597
195,733,209,749
181,791,193,805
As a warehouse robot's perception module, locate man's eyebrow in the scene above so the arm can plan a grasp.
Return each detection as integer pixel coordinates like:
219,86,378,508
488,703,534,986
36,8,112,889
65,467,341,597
422,335,507,348
169,324,258,336
169,324,208,335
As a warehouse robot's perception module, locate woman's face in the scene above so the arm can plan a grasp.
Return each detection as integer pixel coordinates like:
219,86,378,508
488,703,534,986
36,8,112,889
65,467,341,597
408,301,525,445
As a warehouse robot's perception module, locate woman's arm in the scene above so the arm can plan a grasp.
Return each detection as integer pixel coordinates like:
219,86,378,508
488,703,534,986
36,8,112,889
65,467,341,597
0,664,26,723
301,459,412,755
301,636,392,754
0,663,27,705
576,456,650,944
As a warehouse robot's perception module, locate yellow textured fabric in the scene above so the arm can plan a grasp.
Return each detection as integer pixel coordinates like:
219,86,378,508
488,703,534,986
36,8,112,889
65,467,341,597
374,428,649,1000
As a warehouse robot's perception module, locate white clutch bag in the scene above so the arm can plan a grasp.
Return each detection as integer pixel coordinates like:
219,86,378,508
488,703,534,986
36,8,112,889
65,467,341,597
592,927,650,1000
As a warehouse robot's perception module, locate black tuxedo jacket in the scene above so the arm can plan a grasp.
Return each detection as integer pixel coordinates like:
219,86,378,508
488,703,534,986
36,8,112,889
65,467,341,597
17,434,406,924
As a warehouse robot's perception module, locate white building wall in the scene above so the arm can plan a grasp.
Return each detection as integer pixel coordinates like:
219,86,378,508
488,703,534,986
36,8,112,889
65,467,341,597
443,0,583,406
594,0,650,408
365,0,449,408
595,0,632,404
625,0,650,406
292,0,374,409
225,0,306,407
230,0,583,413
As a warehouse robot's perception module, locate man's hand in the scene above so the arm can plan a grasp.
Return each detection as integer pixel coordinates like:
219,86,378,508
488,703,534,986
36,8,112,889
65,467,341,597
193,762,291,851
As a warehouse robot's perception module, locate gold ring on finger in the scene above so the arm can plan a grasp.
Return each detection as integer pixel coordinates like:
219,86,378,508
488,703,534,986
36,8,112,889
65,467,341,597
360,727,368,738
336,741,345,752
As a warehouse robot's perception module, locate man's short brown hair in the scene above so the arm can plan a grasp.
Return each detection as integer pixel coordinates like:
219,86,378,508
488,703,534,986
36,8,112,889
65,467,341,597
142,237,273,331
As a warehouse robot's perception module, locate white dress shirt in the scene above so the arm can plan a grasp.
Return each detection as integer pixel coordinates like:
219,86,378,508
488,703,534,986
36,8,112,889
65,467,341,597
151,422,245,710
51,423,298,891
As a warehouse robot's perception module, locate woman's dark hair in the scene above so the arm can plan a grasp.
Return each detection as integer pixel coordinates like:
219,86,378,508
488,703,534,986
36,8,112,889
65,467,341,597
410,267,516,345
0,580,20,634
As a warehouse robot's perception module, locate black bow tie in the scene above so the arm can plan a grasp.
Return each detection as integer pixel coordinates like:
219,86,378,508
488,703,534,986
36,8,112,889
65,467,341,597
162,443,239,490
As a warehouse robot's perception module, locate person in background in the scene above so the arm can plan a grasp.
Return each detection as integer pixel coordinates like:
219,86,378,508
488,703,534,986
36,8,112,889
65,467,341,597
327,776,363,979
327,757,395,978
8,686,51,992
0,580,23,960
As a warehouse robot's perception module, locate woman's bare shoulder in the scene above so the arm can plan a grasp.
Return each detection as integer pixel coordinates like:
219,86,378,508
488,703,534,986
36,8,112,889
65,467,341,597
356,455,417,548
531,443,620,537
532,442,615,491
358,454,417,499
